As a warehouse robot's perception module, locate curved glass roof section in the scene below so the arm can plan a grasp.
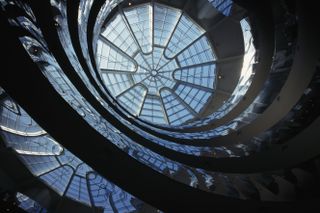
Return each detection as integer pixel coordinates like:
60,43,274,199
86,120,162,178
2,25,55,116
96,2,217,126
0,93,153,212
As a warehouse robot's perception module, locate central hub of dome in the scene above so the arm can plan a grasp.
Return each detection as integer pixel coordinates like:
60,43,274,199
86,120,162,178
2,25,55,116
96,2,217,125
150,70,158,77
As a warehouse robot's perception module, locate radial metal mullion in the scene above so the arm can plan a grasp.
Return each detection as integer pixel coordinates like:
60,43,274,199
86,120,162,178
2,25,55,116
158,94,170,125
38,164,74,197
108,194,118,213
119,7,144,54
100,69,134,75
174,61,217,72
99,35,138,70
162,11,183,52
153,49,165,70
33,155,61,177
175,80,214,92
172,33,206,60
156,75,174,88
175,57,181,70
131,50,140,58
139,76,153,87
128,73,136,87
140,54,153,70
85,172,95,207
137,62,152,72
138,92,148,117
157,73,172,81
115,84,136,98
154,76,161,88
133,74,148,86
164,0,194,52
169,88,197,116
153,44,164,48
155,57,174,72
62,171,76,197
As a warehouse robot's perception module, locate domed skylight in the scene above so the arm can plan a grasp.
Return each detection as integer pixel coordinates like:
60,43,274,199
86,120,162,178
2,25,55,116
96,2,217,126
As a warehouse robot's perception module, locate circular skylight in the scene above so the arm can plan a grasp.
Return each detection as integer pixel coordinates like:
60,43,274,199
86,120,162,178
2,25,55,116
96,2,217,126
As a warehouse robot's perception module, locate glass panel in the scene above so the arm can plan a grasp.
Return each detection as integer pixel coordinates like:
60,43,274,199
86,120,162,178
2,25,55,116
117,84,147,115
2,132,62,156
140,95,167,124
175,84,211,113
66,175,91,206
124,4,153,53
40,165,74,196
208,0,233,16
16,192,47,213
97,39,136,72
101,13,138,56
177,36,216,67
88,172,136,212
174,63,216,89
165,14,205,58
153,3,181,46
19,155,60,176
160,89,194,125
101,72,134,96
57,149,82,169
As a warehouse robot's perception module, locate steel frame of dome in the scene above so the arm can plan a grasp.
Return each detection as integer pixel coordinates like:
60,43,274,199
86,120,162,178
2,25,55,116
1,0,320,213
97,2,217,126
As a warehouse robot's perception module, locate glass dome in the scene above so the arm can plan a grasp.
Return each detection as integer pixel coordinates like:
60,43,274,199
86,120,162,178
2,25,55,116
96,2,217,126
